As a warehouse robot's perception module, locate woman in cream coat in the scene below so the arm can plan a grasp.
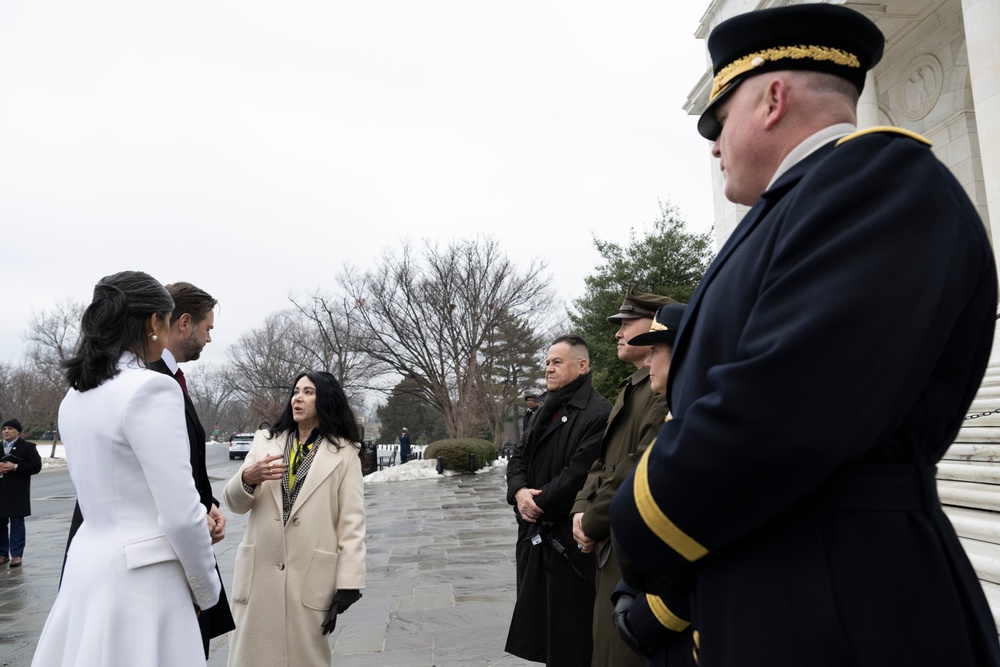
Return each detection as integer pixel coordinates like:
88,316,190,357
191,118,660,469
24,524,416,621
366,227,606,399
33,271,220,667
224,370,366,667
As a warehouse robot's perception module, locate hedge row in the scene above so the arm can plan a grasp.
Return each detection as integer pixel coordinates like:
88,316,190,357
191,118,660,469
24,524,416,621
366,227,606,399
424,438,497,473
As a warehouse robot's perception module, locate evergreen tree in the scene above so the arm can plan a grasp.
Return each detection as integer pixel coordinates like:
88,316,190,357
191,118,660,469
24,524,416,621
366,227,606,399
569,201,715,400
376,377,448,446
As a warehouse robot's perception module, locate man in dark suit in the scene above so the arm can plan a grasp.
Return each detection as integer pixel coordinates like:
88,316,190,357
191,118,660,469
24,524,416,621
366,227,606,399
0,418,42,567
64,282,235,657
150,282,235,655
611,4,1000,666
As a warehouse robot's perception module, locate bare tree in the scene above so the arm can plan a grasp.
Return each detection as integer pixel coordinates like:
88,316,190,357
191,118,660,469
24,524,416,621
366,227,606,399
226,311,316,426
187,361,238,441
23,300,84,386
288,287,387,396
343,236,554,442
15,300,85,454
0,361,64,456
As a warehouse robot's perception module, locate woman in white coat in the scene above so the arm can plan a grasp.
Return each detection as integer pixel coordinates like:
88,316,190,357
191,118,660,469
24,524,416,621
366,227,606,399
224,370,366,667
32,271,220,667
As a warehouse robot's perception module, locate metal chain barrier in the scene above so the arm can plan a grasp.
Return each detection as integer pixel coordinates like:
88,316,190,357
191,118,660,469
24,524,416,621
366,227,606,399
965,408,1000,420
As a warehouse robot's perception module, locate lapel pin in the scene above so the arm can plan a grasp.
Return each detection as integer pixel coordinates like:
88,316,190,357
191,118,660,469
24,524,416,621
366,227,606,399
561,416,568,423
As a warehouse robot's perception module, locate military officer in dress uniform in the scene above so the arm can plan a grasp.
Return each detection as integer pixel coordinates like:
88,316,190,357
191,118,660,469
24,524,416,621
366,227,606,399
608,304,695,667
571,286,677,667
611,4,1000,666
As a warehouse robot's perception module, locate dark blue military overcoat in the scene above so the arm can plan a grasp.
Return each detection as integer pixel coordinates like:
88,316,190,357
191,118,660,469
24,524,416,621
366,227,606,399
612,128,1000,666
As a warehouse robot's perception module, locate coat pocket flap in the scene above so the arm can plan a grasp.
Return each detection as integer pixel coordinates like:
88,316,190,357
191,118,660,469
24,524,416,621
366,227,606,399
123,534,178,569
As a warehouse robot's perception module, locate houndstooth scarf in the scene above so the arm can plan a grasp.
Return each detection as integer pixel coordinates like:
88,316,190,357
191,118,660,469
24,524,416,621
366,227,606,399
280,429,321,524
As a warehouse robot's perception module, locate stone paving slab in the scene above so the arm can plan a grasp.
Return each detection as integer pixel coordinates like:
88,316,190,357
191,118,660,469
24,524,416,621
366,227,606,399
0,466,542,666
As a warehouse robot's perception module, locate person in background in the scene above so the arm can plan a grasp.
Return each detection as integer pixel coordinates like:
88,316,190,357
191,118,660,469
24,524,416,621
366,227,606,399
571,287,677,667
522,394,540,436
399,427,411,463
33,270,220,667
611,4,1000,665
0,418,42,568
224,370,367,667
505,335,612,666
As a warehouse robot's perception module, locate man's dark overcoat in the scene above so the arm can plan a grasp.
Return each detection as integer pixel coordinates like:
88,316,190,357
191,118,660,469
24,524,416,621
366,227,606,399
148,360,218,512
0,437,42,518
611,129,1000,666
149,359,236,645
505,373,611,666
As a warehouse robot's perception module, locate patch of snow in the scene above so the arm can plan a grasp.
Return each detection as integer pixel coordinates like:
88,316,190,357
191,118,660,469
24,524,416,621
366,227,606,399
364,456,509,483
364,459,442,483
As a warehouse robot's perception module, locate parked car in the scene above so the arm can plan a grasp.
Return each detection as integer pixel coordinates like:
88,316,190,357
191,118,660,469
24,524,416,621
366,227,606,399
42,431,57,441
229,432,255,460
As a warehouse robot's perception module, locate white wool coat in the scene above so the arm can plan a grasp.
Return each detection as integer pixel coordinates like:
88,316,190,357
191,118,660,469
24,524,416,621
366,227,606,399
224,429,366,667
33,355,220,667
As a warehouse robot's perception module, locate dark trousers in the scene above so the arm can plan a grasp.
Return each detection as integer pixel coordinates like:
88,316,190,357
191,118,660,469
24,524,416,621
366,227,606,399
0,516,26,557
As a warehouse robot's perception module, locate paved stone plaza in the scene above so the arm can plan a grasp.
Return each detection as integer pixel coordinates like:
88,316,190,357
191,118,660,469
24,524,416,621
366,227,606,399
0,463,543,666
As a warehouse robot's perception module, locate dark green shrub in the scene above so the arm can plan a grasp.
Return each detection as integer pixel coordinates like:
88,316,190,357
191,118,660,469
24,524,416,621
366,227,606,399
425,438,497,473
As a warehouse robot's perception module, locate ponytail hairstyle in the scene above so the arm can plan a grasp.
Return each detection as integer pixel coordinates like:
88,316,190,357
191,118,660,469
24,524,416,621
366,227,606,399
63,271,174,392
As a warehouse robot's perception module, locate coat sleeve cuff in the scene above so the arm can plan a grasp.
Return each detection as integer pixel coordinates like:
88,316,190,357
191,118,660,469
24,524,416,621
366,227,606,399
626,591,691,651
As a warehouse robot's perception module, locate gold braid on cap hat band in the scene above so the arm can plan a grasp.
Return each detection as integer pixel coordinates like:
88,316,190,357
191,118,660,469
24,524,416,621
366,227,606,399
649,320,669,332
709,45,861,103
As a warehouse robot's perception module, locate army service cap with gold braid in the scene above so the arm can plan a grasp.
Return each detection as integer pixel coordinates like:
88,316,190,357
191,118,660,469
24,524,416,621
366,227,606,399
628,304,687,347
698,3,885,141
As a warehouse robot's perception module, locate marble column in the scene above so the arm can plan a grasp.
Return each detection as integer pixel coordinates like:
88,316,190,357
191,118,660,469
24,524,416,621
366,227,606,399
962,0,1000,240
857,71,880,129
844,3,885,129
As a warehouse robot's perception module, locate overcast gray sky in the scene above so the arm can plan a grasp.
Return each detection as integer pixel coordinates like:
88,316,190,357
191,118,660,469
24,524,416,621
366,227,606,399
0,2,716,368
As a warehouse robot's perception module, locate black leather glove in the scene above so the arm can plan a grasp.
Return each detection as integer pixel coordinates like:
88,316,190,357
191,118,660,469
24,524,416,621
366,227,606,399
612,531,696,598
321,589,362,635
1,454,23,464
611,588,652,657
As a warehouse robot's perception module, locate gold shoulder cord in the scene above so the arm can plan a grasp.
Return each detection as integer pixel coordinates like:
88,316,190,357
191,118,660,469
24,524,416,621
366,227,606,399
837,126,932,147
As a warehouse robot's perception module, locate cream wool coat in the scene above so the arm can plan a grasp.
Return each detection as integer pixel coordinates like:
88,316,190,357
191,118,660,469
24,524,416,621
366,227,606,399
223,429,366,667
33,355,220,667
